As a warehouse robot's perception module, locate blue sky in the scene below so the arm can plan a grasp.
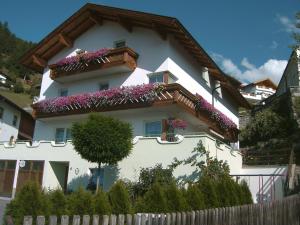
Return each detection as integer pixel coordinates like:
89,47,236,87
1,0,299,83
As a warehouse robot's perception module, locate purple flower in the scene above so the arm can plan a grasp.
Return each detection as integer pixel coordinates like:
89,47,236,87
195,95,237,131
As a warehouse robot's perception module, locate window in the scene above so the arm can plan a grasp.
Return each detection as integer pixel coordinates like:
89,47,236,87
149,73,164,83
114,40,126,48
148,71,177,84
55,128,72,143
12,115,18,126
60,89,68,97
0,107,3,119
66,128,72,140
55,128,65,143
145,121,162,137
99,83,109,91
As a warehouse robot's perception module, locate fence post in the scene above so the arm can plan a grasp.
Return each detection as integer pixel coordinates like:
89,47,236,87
110,215,117,225
83,215,90,225
118,214,125,225
23,216,32,225
49,216,57,225
36,216,45,225
166,213,171,225
160,213,165,225
103,215,109,225
93,215,100,225
171,213,176,225
72,215,80,225
61,216,69,225
126,214,132,225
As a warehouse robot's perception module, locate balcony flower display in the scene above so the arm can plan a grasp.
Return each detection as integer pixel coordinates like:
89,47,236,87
194,95,237,131
167,118,188,130
33,83,164,114
54,48,110,67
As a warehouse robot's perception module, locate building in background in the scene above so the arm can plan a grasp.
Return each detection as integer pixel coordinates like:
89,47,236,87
0,94,35,142
240,79,277,105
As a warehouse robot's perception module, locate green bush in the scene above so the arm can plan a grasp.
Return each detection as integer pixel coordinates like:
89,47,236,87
240,109,287,146
13,81,24,93
67,187,94,215
215,178,231,207
94,189,112,215
48,189,68,216
4,182,49,225
164,183,189,211
108,181,132,214
198,176,219,208
185,184,205,210
138,182,168,213
240,180,253,204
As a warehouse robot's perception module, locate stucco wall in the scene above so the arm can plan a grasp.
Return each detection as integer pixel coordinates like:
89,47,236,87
0,101,20,142
0,134,241,192
36,21,239,142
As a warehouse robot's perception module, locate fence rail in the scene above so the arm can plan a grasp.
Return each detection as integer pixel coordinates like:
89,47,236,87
7,194,300,225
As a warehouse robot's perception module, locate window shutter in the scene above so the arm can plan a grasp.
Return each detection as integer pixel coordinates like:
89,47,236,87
161,119,168,141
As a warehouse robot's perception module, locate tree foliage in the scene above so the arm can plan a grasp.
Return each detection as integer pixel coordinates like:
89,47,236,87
164,182,189,211
71,114,133,166
108,181,132,214
184,183,205,210
93,188,112,215
0,22,35,79
48,189,68,217
240,109,287,146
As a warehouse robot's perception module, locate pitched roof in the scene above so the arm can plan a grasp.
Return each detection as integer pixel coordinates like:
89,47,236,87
242,78,277,90
0,91,33,115
20,3,250,108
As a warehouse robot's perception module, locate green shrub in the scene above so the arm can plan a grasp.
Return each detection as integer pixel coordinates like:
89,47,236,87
13,81,24,93
109,181,132,214
94,189,112,215
164,183,189,211
139,182,168,213
185,184,205,210
4,182,49,225
240,180,253,204
240,109,287,146
48,189,68,216
215,178,231,207
198,176,219,208
67,187,94,215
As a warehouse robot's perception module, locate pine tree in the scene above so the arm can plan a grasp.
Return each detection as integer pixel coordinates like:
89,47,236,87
94,188,112,215
67,187,94,215
164,182,189,211
240,180,253,204
185,183,205,210
198,176,219,208
140,182,168,213
108,181,132,214
48,189,68,216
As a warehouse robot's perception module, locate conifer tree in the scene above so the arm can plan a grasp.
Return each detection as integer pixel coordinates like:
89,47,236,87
108,181,132,214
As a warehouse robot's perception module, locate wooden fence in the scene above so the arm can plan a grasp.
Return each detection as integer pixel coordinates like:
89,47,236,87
7,194,300,225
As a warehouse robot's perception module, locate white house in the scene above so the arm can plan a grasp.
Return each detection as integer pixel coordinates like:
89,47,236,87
0,4,250,199
240,79,277,105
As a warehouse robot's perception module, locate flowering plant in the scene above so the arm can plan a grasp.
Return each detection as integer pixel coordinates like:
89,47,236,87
194,95,237,131
33,83,164,114
167,118,188,130
54,48,110,67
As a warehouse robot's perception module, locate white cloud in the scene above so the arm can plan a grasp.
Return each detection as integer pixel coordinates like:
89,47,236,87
277,15,298,33
270,41,278,49
212,53,288,84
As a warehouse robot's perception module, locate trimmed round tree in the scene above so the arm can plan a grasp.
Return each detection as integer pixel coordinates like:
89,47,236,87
71,114,133,191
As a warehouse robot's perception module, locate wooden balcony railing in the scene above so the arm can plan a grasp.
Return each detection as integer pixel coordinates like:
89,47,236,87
49,47,138,81
32,83,238,141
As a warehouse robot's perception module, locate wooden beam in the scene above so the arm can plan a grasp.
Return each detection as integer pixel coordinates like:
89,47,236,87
58,33,73,48
88,11,103,26
32,55,47,68
117,16,133,32
152,22,167,40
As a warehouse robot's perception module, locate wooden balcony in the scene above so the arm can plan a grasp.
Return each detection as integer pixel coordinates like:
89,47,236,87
49,47,138,83
32,83,238,141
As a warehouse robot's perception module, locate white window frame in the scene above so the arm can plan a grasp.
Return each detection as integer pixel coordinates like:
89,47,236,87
55,128,71,143
59,88,68,97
